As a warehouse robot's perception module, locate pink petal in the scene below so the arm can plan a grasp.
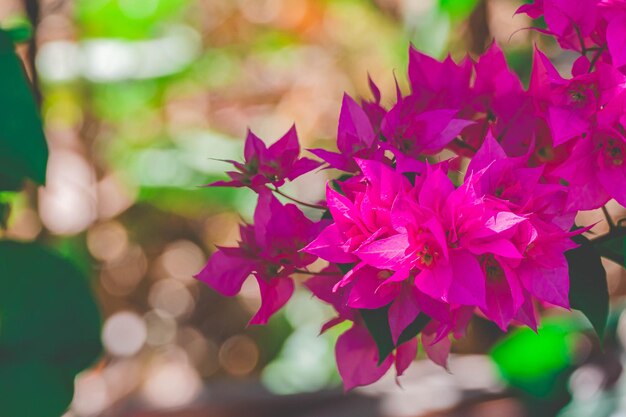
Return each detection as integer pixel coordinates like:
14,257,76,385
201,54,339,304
268,124,300,166
249,277,295,325
336,325,394,391
485,211,527,234
469,238,524,259
548,106,590,146
607,14,626,72
421,322,452,369
518,260,570,309
338,94,376,152
447,250,487,308
481,274,516,331
415,264,453,303
244,129,268,162
195,249,255,296
302,223,357,263
597,151,626,207
308,148,355,172
287,157,323,181
347,268,398,309
419,167,455,212
395,338,418,377
388,287,421,344
513,293,539,331
320,317,345,334
467,131,507,174
414,110,474,153
354,234,410,270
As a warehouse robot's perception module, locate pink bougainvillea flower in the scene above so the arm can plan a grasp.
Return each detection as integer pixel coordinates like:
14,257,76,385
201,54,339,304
310,94,383,172
466,134,580,326
195,190,320,324
303,158,412,266
468,43,535,156
209,125,321,190
381,101,473,159
361,75,387,136
408,47,473,111
517,0,600,51
552,126,626,210
468,131,575,228
530,48,626,147
198,21,626,391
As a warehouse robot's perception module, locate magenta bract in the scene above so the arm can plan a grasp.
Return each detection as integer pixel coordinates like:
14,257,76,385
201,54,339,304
197,6,621,389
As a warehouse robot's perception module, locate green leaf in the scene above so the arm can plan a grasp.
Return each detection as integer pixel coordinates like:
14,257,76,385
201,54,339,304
0,241,102,417
337,263,356,275
490,318,579,397
361,305,430,364
360,306,395,363
5,21,33,43
398,313,430,345
0,201,9,229
439,0,479,20
566,235,609,340
0,30,48,189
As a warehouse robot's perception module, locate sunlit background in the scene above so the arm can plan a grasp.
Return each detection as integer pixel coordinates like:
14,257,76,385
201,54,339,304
4,0,626,416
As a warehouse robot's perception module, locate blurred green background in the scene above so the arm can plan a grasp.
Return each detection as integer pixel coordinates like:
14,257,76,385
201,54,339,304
3,0,626,416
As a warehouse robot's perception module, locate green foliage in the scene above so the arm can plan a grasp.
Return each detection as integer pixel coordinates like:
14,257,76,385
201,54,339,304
0,241,102,417
1,17,33,43
490,318,579,397
439,0,479,20
76,0,189,40
567,235,609,340
0,27,101,417
361,305,429,364
0,30,47,190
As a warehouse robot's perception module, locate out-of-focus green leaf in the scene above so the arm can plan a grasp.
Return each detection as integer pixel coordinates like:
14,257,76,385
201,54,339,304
138,184,247,216
76,0,189,40
505,47,533,87
407,8,451,59
0,30,48,189
490,318,579,397
0,201,10,229
0,241,102,417
1,17,33,43
567,235,609,340
361,305,430,364
439,0,479,20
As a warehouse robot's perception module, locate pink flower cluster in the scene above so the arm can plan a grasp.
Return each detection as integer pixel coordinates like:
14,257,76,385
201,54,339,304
196,2,624,390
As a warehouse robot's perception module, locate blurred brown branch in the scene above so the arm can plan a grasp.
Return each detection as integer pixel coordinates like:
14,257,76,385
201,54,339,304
23,0,41,106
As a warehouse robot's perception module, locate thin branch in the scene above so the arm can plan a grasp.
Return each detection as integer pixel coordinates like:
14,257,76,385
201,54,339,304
24,0,42,107
271,187,327,211
601,205,616,231
574,25,588,56
293,269,342,276
588,44,607,73
589,226,626,246
452,138,478,154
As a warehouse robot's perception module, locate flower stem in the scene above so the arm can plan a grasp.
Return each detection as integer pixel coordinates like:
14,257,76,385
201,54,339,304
293,269,341,276
588,44,607,73
589,225,626,246
602,205,616,231
452,138,478,154
575,26,588,56
271,187,327,211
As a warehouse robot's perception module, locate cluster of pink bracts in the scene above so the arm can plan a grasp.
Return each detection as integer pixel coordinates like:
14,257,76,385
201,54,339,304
197,1,626,390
